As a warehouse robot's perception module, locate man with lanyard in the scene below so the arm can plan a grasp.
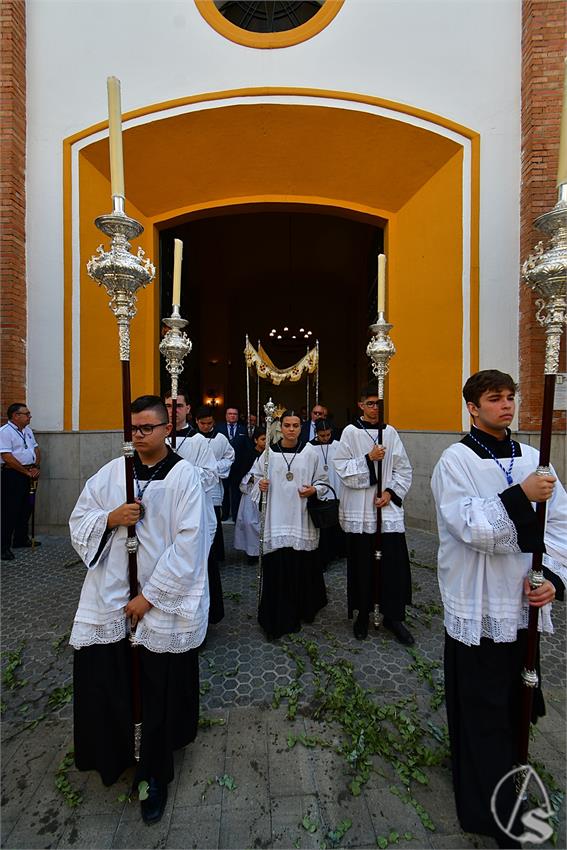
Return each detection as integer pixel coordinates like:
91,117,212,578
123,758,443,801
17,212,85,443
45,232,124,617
69,395,209,824
333,386,414,643
431,370,566,847
1,403,41,560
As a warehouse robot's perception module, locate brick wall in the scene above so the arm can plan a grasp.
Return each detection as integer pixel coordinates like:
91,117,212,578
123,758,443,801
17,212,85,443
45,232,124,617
520,0,566,431
0,0,26,422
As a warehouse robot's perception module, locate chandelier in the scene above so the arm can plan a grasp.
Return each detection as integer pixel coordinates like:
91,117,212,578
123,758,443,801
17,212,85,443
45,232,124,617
269,326,314,342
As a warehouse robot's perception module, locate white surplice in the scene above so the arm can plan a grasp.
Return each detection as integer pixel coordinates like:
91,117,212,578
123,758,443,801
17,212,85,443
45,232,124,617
250,443,328,554
203,431,235,507
168,429,219,549
431,441,567,646
310,439,342,500
234,468,260,557
69,456,210,653
333,423,412,534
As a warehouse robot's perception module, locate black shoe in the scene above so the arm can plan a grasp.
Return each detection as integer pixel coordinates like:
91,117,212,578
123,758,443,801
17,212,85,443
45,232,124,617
383,618,414,645
140,778,167,825
13,538,41,548
353,613,369,640
1,549,15,561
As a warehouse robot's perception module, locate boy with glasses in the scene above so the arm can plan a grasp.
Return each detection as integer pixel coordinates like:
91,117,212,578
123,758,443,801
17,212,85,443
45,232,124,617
69,395,209,825
333,386,414,643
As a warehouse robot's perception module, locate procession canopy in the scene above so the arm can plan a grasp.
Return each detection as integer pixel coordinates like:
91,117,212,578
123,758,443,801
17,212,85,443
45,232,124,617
244,339,318,385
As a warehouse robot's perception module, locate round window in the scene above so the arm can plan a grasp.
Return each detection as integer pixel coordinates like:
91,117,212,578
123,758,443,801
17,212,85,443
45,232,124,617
216,1,325,33
195,0,344,48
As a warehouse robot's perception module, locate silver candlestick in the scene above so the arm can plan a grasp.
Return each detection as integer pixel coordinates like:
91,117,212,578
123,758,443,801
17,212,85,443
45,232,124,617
86,197,155,764
366,313,396,396
517,180,566,766
522,184,567,377
258,398,276,608
87,200,155,365
366,311,396,630
159,305,192,401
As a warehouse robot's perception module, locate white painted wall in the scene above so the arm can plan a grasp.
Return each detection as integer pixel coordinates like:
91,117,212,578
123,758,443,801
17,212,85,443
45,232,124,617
26,0,521,429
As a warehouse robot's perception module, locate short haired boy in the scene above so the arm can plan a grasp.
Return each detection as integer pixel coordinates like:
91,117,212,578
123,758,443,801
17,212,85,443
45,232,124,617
333,386,414,643
431,370,567,846
69,395,210,824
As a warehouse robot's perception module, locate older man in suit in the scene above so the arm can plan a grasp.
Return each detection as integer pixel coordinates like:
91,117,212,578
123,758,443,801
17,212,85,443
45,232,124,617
300,403,341,445
219,406,249,521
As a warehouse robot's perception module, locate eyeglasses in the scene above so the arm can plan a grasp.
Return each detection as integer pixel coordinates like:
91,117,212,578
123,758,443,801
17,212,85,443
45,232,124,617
15,411,31,416
363,401,380,408
131,422,168,435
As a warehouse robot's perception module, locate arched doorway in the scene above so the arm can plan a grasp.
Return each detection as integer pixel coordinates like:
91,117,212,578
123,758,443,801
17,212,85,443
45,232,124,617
159,207,382,427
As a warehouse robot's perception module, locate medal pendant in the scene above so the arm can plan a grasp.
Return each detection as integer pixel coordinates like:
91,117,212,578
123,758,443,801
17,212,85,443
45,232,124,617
324,464,328,471
138,503,145,521
286,472,294,481
506,474,513,485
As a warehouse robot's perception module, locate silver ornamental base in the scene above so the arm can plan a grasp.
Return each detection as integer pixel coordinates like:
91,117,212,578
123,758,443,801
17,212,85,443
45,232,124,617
87,206,155,362
160,306,192,399
366,313,396,398
522,185,567,375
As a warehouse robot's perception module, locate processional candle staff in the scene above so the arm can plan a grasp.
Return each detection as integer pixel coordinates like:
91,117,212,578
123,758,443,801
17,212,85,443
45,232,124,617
87,77,155,761
519,63,567,765
366,253,396,629
245,334,251,435
315,339,320,405
160,239,191,449
256,338,261,423
257,399,276,606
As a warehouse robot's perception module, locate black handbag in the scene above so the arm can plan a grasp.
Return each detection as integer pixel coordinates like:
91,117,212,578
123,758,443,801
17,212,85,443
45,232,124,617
307,482,340,529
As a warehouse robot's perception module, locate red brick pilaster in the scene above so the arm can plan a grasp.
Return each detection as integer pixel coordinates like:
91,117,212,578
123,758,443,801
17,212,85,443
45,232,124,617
0,0,26,421
520,0,566,431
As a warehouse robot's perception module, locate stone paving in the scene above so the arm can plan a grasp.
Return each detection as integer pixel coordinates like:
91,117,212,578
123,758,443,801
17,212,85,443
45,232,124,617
1,528,565,850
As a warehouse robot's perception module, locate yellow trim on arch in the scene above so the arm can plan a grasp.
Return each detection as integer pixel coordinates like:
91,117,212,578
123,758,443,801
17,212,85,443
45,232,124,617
194,0,345,49
62,87,479,430
469,134,480,374
63,138,73,431
62,87,480,147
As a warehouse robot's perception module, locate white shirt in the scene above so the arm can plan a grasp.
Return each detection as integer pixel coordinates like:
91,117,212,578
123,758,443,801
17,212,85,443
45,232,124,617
0,423,38,466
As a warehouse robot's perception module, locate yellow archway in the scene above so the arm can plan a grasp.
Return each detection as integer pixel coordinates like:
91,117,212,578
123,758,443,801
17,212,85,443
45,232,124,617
63,89,479,431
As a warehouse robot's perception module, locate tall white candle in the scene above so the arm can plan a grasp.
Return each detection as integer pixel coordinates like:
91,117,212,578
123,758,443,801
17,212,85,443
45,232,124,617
107,77,125,199
557,57,567,187
377,254,386,314
172,239,183,307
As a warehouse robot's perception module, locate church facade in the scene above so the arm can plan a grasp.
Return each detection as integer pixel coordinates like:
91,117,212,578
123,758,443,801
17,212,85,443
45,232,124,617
1,0,565,531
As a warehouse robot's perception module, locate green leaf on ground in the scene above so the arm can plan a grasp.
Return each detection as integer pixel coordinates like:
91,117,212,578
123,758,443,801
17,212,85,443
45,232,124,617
301,814,318,833
217,773,237,791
